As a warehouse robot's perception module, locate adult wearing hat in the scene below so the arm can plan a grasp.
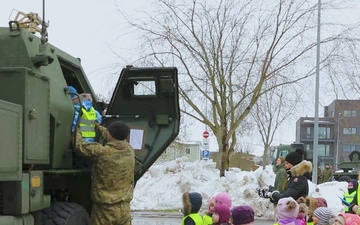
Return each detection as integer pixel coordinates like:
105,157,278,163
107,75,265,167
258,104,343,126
266,148,312,204
75,121,134,225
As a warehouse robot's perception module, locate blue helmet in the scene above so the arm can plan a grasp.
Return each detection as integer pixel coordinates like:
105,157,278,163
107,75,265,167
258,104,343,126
67,86,78,99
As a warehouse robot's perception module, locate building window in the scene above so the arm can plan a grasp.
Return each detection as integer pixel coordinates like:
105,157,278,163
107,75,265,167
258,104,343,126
343,144,356,152
344,110,357,117
318,127,330,139
318,144,331,156
306,127,311,138
185,148,191,154
343,127,357,135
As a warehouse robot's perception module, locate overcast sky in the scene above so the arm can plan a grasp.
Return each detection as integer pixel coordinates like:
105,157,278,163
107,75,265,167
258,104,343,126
2,1,360,155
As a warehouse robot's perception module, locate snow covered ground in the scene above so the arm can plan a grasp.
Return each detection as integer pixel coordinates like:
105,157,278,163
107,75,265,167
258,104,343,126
131,157,348,220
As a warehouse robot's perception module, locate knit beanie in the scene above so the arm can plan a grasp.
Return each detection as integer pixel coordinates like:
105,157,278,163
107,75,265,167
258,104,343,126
107,121,130,140
214,192,232,208
276,197,299,220
214,204,231,224
313,207,334,225
285,148,304,166
231,206,255,225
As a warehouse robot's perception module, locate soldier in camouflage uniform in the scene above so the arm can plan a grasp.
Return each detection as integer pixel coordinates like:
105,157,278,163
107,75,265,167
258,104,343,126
75,121,135,225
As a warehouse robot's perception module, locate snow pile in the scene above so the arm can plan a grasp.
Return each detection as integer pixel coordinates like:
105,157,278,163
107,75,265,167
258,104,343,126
132,157,348,219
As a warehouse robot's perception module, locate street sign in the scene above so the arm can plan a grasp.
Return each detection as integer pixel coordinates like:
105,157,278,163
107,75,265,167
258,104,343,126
202,150,210,158
202,139,209,146
203,131,209,139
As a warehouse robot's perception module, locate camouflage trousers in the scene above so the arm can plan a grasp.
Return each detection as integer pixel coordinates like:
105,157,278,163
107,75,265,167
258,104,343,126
91,201,131,225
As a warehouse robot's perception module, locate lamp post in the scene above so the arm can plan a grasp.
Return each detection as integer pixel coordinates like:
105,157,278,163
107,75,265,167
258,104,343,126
335,113,341,170
312,0,321,183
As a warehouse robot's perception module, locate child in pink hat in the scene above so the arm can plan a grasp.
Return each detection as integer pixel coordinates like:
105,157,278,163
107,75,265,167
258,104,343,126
212,204,231,225
203,196,216,225
275,197,302,225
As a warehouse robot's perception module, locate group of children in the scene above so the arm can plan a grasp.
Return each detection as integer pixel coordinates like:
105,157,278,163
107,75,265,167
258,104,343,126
181,191,360,225
181,191,254,225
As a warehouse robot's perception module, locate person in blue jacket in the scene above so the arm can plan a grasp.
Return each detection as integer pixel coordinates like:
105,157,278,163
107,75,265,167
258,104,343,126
67,86,102,142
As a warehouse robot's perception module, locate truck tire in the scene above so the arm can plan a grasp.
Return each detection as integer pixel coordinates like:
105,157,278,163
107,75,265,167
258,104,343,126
338,175,351,182
42,202,90,225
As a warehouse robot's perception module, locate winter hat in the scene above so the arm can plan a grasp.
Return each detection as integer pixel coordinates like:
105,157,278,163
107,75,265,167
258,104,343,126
107,121,130,140
276,197,299,220
67,86,78,99
213,204,231,224
285,148,304,166
231,206,255,225
214,192,232,208
208,195,216,209
313,207,334,224
182,192,203,215
335,215,346,225
315,197,328,207
348,179,358,194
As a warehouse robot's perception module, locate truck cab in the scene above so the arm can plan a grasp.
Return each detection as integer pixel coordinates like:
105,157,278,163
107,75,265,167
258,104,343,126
0,12,180,225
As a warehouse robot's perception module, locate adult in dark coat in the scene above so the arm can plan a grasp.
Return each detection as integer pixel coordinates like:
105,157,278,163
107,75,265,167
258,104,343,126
267,148,313,204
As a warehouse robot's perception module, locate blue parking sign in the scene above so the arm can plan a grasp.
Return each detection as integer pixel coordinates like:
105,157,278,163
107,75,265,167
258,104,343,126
202,150,210,158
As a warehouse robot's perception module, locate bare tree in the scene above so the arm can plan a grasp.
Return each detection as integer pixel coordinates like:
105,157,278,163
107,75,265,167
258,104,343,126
121,0,360,176
251,82,300,168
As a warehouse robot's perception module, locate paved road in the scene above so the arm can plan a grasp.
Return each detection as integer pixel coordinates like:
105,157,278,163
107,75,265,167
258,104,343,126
132,211,273,225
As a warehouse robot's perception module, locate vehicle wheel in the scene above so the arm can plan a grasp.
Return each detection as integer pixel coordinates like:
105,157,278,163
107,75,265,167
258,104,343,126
338,175,351,182
42,202,90,225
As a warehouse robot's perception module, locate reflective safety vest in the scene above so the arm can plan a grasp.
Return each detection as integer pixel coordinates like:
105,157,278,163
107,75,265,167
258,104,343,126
181,213,203,225
344,191,356,211
357,185,360,211
79,107,96,138
202,214,213,225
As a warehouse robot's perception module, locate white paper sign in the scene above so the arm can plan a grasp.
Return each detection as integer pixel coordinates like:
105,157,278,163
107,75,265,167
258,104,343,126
129,129,144,150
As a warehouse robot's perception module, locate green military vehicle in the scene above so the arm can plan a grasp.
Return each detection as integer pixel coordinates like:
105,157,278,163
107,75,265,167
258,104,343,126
272,143,360,181
0,11,180,225
271,143,312,165
332,151,360,181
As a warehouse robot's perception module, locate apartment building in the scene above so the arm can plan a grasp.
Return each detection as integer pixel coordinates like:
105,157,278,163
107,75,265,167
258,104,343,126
295,99,360,169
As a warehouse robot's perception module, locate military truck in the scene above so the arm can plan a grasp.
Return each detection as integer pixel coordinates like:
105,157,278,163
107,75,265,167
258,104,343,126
272,143,360,181
271,143,312,165
0,11,180,225
332,151,360,181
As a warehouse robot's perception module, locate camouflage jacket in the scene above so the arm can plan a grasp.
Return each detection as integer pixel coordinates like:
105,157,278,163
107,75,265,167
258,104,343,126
75,125,135,204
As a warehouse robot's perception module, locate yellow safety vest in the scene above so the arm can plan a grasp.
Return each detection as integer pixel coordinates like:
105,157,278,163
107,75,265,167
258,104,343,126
344,191,356,211
79,107,96,138
357,185,360,210
202,214,213,225
182,213,203,225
